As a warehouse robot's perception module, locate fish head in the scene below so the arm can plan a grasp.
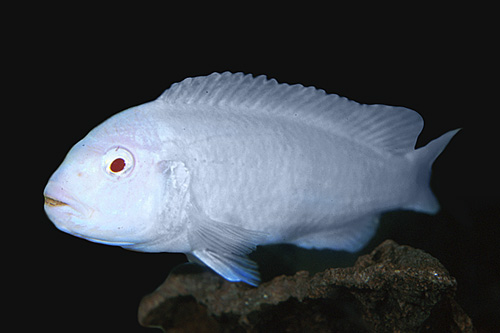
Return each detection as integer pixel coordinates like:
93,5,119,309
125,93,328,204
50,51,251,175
43,119,168,247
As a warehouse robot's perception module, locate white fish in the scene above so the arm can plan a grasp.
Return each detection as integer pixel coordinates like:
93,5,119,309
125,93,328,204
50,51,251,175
43,72,459,286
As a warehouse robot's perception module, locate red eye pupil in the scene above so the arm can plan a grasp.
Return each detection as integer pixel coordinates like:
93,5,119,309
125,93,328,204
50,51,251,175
110,158,126,173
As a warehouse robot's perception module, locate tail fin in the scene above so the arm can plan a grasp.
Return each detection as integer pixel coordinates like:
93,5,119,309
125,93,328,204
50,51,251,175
404,129,460,214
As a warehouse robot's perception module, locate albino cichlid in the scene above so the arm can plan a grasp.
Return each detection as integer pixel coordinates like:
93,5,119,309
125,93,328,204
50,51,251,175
43,72,459,286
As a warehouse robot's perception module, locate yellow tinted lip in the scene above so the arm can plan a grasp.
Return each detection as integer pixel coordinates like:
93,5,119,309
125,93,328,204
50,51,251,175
44,196,68,207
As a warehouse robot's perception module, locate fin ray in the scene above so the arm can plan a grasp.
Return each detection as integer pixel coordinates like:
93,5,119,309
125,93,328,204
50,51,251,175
159,72,424,155
187,205,268,286
405,129,460,214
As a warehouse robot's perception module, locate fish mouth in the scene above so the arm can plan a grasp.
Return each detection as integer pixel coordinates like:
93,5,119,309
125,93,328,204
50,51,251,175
44,196,68,207
43,182,94,219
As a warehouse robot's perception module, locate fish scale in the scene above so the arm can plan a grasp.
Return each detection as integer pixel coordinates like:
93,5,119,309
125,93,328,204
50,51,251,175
44,72,459,286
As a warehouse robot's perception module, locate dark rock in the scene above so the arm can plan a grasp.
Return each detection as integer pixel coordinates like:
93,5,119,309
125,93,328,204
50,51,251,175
138,240,475,332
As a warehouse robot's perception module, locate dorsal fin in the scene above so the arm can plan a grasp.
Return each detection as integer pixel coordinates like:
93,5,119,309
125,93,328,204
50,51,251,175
159,72,424,155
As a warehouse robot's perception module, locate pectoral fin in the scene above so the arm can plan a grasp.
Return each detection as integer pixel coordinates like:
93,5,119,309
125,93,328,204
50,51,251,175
188,214,268,286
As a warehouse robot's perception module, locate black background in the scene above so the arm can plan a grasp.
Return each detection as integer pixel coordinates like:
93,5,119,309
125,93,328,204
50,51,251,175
11,6,498,332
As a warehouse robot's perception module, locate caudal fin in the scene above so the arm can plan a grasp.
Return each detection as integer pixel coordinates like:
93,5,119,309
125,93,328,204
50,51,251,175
404,129,460,214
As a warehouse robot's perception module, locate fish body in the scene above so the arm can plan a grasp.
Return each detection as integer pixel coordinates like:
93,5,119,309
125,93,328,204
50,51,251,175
44,72,459,285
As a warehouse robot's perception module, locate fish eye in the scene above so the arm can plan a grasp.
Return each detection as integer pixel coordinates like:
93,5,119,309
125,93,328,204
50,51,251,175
103,147,135,178
110,158,126,173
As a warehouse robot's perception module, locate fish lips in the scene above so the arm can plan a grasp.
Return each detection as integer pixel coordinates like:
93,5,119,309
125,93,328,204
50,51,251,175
43,182,135,246
43,181,95,223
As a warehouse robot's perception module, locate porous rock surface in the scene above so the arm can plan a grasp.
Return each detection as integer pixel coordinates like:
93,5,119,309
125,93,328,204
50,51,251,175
138,240,474,332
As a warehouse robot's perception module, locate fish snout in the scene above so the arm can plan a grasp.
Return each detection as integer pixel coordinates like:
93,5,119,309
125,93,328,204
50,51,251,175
43,182,94,220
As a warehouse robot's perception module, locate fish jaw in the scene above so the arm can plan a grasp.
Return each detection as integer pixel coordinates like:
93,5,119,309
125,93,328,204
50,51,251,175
43,181,95,220
43,181,97,241
43,182,139,246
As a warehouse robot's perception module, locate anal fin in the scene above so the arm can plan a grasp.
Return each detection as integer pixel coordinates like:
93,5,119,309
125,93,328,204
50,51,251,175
292,215,380,253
